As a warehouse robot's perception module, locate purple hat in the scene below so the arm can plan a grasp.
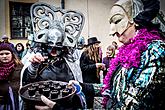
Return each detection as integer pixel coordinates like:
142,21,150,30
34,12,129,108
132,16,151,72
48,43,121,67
2,35,9,39
0,43,13,52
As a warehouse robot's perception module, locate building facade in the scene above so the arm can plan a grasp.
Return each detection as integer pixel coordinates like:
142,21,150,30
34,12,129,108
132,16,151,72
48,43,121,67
0,0,165,57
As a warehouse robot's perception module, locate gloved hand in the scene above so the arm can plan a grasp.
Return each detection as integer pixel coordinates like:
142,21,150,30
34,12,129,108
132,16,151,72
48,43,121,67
68,80,87,109
68,80,82,94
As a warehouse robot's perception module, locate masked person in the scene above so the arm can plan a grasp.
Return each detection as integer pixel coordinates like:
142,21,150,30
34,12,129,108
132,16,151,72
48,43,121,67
20,2,90,110
36,0,165,109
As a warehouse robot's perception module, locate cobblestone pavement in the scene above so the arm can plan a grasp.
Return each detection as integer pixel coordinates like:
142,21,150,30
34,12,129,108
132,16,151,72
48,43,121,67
93,97,104,109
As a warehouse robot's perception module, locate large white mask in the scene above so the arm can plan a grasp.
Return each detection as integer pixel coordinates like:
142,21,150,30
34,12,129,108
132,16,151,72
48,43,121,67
109,0,133,36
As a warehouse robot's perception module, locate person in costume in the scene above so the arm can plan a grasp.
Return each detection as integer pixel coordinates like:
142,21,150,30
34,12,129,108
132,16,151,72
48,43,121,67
35,0,165,109
0,43,23,110
20,2,91,110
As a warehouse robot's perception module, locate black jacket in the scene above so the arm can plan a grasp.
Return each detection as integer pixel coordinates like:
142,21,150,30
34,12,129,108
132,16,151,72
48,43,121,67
23,58,74,85
22,57,94,109
80,52,100,83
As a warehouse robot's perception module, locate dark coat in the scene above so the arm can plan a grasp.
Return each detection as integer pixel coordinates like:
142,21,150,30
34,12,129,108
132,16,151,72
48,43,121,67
22,58,74,85
102,56,114,77
22,58,83,110
80,52,100,83
0,64,23,109
23,56,95,109
9,64,23,93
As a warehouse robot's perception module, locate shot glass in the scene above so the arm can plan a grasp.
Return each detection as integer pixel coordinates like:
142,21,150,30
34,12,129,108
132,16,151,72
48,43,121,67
28,87,36,97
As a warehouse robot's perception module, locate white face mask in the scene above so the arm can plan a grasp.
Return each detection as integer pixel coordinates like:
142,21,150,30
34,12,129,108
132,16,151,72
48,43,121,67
109,0,133,36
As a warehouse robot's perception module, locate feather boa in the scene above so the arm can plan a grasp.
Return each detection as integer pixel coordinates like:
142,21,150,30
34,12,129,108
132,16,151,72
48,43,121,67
102,28,161,107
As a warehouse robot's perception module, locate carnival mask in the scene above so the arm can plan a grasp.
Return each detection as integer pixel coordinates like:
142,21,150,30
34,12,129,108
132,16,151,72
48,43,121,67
109,0,133,36
30,2,84,48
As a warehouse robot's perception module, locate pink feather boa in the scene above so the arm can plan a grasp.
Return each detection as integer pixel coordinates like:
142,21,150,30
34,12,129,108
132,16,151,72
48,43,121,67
102,28,161,107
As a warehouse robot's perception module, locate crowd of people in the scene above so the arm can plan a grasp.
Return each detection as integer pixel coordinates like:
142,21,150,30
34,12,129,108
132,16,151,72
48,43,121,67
0,0,165,109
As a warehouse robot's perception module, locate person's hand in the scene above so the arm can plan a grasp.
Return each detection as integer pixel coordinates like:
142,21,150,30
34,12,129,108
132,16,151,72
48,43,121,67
35,95,56,110
96,63,102,68
68,80,82,94
96,63,106,70
68,80,80,86
69,80,87,108
101,63,106,70
29,53,45,64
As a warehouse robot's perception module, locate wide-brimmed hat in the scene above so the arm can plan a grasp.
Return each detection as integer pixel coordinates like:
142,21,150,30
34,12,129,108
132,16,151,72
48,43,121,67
87,37,101,46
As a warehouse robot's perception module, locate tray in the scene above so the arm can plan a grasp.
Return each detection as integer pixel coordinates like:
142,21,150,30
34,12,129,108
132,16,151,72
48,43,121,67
19,80,76,106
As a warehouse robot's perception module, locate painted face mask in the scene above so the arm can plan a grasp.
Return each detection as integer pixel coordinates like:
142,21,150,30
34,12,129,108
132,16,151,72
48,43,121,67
30,2,84,58
109,0,133,36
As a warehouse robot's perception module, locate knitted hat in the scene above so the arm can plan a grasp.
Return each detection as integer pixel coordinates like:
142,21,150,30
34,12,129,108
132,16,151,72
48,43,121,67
0,43,13,52
2,35,9,39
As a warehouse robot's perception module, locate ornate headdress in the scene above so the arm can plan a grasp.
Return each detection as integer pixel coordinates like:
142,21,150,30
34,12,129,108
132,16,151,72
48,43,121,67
30,2,85,48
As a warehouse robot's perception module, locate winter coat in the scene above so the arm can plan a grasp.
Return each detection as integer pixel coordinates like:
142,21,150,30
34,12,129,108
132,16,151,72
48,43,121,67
0,64,23,110
80,52,100,83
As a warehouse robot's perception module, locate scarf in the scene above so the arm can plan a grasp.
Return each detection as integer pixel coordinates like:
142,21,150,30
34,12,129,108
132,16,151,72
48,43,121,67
102,28,161,107
0,60,16,80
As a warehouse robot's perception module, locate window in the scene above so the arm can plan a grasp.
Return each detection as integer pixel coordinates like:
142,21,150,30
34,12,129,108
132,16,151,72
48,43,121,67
9,1,33,39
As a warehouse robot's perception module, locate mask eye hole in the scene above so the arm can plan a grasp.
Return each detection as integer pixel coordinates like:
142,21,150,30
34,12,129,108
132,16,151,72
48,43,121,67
114,19,122,24
67,36,73,43
48,41,54,46
38,33,44,39
111,14,124,24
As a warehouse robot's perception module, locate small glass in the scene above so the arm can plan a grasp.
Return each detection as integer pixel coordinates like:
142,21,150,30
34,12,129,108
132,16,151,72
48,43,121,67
60,84,66,89
62,89,70,97
50,90,59,99
43,82,49,88
32,83,39,91
49,84,55,90
43,88,50,97
38,85,45,94
54,85,61,91
54,82,60,87
28,87,36,97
